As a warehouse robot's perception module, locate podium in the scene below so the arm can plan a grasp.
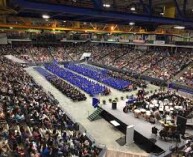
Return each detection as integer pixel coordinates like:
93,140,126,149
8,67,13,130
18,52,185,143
112,101,117,110
126,125,134,145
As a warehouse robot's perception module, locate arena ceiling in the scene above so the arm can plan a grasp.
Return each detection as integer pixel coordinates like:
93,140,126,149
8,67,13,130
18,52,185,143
0,0,193,33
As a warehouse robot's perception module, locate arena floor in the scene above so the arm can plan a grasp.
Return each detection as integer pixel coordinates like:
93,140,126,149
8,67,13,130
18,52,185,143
25,65,160,156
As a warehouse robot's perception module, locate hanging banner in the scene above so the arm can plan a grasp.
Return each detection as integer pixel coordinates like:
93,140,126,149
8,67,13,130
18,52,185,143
153,40,165,45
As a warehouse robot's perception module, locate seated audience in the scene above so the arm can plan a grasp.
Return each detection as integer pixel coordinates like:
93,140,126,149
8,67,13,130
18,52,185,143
0,57,101,157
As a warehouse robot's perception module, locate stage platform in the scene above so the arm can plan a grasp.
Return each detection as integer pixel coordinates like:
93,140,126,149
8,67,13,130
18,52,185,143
101,100,186,154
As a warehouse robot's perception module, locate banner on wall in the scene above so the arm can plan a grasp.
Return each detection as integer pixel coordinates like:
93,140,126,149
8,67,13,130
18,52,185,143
153,40,165,45
133,40,145,44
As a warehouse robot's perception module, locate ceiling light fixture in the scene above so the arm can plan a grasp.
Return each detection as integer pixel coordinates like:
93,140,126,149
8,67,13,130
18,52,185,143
63,21,66,22
42,14,50,19
129,22,135,26
130,7,135,11
174,26,185,29
103,4,111,8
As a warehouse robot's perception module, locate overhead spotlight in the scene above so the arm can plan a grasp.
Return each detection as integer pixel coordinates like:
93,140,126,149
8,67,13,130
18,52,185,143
129,22,135,26
42,14,50,19
63,21,66,22
103,4,111,8
160,12,164,16
130,7,135,11
174,26,185,30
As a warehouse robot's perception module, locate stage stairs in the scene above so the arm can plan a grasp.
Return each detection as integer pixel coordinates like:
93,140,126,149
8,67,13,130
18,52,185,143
88,108,103,121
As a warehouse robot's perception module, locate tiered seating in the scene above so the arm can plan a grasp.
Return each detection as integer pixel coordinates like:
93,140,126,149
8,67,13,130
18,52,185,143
174,65,193,88
34,67,87,101
0,45,14,55
30,46,53,62
0,45,52,63
97,46,131,65
50,46,66,62
50,44,91,61
115,50,143,69
64,63,131,91
145,51,193,80
126,51,166,73
14,46,34,63
45,63,107,96
0,57,100,157
90,44,111,61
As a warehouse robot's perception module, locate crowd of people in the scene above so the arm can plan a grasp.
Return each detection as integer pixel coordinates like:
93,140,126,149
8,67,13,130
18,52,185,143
177,139,193,157
128,90,193,143
96,46,133,66
0,45,23,56
0,57,101,157
174,65,193,88
125,51,166,73
31,46,53,63
64,63,131,91
45,63,109,96
49,44,85,62
35,67,87,101
0,45,53,63
107,71,147,89
1,43,193,84
145,50,193,80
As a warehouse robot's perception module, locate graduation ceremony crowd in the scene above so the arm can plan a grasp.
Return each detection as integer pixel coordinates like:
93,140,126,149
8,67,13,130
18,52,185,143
0,43,192,87
0,57,100,157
